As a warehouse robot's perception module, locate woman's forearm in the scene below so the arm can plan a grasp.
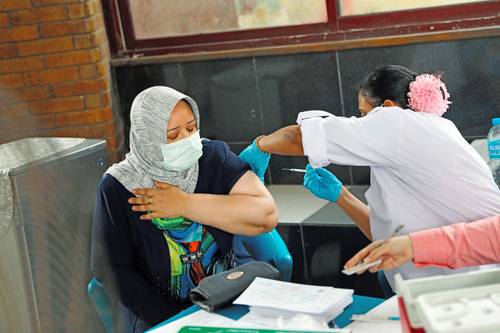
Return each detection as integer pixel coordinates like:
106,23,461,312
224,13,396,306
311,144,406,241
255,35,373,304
182,193,278,236
337,187,371,239
259,125,304,156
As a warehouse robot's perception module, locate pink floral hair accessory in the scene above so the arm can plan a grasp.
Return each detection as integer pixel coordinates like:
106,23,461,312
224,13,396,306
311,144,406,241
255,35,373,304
407,74,451,116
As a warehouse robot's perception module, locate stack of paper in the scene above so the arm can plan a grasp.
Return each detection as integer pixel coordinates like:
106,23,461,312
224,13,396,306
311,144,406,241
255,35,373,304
233,278,353,325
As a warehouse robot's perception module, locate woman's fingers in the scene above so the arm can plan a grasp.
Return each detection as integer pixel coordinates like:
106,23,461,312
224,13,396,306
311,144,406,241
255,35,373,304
128,196,149,205
131,188,156,196
365,243,390,263
315,167,331,178
139,213,153,220
368,261,384,273
131,204,150,212
345,242,379,268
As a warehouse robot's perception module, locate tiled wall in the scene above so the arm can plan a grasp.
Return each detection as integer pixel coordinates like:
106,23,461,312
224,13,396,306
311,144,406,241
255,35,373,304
113,36,500,185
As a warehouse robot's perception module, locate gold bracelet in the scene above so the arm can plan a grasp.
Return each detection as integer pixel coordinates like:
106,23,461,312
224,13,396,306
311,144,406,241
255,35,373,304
255,135,270,155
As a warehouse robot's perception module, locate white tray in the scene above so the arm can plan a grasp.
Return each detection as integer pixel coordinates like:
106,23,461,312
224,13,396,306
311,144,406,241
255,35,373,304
395,268,500,331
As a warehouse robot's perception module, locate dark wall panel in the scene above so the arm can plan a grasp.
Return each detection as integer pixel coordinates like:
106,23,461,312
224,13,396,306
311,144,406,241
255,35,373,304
114,36,499,185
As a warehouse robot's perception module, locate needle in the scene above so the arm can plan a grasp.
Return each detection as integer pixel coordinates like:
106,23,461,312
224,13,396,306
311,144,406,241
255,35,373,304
281,168,306,173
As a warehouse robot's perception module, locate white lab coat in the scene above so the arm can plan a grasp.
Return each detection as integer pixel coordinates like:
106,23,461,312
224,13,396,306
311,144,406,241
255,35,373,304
297,107,500,289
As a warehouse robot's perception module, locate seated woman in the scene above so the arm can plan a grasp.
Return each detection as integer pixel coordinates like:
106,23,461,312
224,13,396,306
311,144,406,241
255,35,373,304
91,86,278,332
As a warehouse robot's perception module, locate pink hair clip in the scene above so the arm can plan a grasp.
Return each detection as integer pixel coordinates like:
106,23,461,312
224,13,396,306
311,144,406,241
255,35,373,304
407,74,451,116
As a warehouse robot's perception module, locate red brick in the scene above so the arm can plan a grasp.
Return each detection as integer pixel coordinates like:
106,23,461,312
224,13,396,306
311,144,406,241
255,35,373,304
104,134,120,150
55,110,88,126
93,107,113,122
10,7,68,25
55,107,112,126
79,61,108,79
90,119,117,137
3,86,51,104
98,44,110,60
67,3,86,19
1,103,30,118
0,73,24,88
79,63,97,79
95,61,109,76
51,77,108,97
33,0,85,6
84,92,110,108
0,0,31,10
90,28,108,46
73,34,92,49
86,0,102,16
86,12,103,31
30,96,84,114
0,25,38,44
0,13,9,27
47,124,91,138
17,36,74,56
23,67,79,85
0,44,17,59
45,49,100,68
0,56,44,74
36,114,57,128
39,19,90,38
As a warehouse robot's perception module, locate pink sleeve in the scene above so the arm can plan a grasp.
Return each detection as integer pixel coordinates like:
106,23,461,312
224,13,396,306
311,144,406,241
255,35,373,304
410,216,500,269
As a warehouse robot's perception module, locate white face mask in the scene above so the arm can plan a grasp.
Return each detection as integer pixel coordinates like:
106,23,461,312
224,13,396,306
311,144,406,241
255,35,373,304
160,131,203,171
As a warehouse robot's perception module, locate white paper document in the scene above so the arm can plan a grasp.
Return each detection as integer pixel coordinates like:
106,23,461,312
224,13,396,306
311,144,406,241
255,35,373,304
233,278,353,321
148,310,236,333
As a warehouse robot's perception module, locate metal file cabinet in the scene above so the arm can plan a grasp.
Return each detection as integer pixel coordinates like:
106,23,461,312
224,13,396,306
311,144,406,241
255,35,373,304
0,137,107,332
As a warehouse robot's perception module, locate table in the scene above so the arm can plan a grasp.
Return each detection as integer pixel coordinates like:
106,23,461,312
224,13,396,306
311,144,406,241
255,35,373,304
149,295,392,332
346,296,400,333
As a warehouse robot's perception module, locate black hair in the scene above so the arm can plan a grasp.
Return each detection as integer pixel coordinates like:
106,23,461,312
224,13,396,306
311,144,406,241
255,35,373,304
358,65,418,109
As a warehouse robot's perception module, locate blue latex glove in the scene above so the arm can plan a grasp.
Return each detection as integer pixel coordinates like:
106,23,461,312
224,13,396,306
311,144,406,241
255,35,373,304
239,139,270,183
303,164,343,202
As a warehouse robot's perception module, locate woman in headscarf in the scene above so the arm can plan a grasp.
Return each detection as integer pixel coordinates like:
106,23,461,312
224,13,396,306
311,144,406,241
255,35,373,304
91,86,278,331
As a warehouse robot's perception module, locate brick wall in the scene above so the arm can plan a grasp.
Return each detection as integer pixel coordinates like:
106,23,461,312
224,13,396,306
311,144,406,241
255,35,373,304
0,0,124,163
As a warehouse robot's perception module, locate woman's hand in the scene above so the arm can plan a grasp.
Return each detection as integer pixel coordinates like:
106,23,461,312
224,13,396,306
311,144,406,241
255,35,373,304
344,235,414,274
239,139,270,182
303,164,343,202
129,181,190,220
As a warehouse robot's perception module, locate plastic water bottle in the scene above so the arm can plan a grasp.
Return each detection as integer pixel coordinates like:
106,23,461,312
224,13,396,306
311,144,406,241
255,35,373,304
487,118,500,188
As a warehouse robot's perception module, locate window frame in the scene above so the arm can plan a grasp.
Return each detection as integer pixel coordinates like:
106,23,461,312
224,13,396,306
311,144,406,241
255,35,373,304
102,0,500,58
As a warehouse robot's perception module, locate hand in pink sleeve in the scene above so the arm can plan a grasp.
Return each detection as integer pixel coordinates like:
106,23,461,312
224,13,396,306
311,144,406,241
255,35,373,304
411,216,500,269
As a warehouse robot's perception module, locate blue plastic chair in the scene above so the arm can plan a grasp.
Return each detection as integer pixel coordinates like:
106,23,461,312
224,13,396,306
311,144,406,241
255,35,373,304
87,277,114,333
88,229,292,332
232,229,293,282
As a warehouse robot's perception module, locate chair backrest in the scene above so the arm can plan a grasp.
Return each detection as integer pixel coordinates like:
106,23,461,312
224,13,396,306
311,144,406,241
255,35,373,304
232,229,293,282
87,277,114,333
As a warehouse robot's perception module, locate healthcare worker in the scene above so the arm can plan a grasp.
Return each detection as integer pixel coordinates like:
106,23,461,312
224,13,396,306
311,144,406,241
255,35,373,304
239,64,500,292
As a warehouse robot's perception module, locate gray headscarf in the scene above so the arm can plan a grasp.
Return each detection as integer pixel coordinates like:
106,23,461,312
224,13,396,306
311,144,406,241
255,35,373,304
106,86,201,194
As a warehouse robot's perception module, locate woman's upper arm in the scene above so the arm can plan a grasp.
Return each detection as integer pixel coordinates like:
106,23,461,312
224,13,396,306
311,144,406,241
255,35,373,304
229,170,272,198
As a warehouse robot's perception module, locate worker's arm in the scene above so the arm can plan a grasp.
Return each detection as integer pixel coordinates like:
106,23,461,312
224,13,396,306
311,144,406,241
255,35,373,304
337,187,371,239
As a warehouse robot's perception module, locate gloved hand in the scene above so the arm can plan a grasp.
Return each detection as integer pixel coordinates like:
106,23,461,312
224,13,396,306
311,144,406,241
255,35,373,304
239,139,270,183
303,164,343,202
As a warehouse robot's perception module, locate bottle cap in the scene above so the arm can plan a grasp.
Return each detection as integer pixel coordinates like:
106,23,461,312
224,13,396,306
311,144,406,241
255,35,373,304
492,118,500,126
